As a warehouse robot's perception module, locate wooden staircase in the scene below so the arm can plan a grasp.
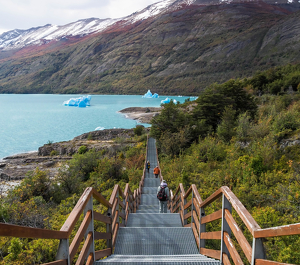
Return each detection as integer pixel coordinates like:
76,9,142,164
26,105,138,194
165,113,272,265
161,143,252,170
0,137,299,265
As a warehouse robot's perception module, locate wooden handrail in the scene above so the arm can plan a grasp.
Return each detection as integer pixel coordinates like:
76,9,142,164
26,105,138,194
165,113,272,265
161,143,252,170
170,183,300,265
0,223,68,239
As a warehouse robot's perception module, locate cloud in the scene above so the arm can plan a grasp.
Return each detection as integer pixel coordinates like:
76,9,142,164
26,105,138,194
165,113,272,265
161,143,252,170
0,0,159,34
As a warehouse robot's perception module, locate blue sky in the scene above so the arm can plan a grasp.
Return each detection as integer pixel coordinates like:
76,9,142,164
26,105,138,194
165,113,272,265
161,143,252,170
0,0,159,34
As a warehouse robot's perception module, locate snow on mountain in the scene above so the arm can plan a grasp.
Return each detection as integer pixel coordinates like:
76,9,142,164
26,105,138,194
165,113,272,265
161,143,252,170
0,18,118,50
0,0,196,51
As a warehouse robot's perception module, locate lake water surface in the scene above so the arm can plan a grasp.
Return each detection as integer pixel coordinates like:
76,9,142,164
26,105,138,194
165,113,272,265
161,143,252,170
0,94,191,159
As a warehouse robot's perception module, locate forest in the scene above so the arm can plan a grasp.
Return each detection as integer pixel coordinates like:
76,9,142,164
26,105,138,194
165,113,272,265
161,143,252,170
0,63,300,264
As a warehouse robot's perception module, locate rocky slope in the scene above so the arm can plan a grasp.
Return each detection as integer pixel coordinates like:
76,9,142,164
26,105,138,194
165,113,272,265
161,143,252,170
0,128,149,185
0,1,300,95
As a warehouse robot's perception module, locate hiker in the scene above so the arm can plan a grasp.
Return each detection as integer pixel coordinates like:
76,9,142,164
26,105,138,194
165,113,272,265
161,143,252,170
146,161,150,173
157,180,170,213
153,166,160,178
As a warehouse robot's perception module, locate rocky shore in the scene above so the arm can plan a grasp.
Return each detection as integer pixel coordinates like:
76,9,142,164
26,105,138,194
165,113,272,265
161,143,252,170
118,107,162,124
0,128,150,196
0,106,161,196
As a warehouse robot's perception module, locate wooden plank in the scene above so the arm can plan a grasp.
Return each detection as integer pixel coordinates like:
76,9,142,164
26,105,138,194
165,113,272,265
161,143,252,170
184,211,192,220
112,210,118,233
255,260,296,265
119,223,125,227
75,232,92,265
109,185,119,205
69,210,92,261
91,188,112,208
119,200,125,210
42,260,67,265
95,248,112,260
119,212,126,220
225,209,252,263
200,231,221,240
201,209,222,224
111,198,118,218
184,199,193,210
192,184,203,205
60,187,93,235
179,183,186,197
254,223,300,238
112,223,119,247
224,231,244,265
93,211,111,224
184,185,193,198
199,188,223,208
0,223,68,239
193,211,200,234
180,211,184,226
222,186,261,235
94,231,111,240
86,253,94,265
193,198,200,219
222,253,231,265
184,224,191,227
200,248,221,260
192,223,199,248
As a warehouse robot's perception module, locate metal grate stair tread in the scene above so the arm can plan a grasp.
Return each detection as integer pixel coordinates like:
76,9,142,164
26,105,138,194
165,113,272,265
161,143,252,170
126,213,182,227
94,254,220,264
114,227,199,255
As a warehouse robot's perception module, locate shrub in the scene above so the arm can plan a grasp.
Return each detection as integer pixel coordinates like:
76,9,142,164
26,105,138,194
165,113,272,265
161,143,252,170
50,150,58,156
134,125,144,136
78,145,88,154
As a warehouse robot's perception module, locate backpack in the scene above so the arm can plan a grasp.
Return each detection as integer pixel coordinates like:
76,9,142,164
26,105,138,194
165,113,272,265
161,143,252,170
157,186,167,201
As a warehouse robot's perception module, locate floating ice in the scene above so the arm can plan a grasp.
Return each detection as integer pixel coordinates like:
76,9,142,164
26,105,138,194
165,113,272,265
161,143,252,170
63,95,91,107
161,97,177,104
142,90,159,98
95,126,105,131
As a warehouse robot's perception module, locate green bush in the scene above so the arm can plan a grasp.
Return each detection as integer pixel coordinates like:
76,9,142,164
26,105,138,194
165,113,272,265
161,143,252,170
50,150,58,156
78,145,88,154
134,125,144,136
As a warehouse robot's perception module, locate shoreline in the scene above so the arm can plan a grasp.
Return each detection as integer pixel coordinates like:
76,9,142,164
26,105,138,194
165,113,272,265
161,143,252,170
0,106,162,194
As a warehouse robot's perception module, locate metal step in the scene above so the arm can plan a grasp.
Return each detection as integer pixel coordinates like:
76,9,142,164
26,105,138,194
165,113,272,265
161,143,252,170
114,227,199,255
143,187,158,194
136,205,164,213
94,254,220,264
141,194,160,205
126,213,182,227
143,178,161,187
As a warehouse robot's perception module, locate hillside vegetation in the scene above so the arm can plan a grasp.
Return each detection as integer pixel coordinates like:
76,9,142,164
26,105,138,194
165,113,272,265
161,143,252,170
0,2,300,94
0,64,300,263
151,64,300,263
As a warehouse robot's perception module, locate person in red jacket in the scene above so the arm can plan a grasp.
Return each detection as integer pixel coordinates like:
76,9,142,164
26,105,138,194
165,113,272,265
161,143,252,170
153,166,160,178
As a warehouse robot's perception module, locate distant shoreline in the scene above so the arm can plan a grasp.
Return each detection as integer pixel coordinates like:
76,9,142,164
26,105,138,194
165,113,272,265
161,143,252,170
118,107,162,124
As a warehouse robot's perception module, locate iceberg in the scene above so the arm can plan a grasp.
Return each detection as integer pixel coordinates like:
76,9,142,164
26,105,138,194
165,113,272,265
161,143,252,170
160,97,177,104
161,97,171,104
63,95,91,107
142,90,159,98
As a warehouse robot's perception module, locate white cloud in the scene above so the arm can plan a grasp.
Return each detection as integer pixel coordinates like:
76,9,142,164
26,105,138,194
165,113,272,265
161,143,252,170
0,0,159,35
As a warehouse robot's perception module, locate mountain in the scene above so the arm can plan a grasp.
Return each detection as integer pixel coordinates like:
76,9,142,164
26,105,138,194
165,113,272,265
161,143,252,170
0,0,300,95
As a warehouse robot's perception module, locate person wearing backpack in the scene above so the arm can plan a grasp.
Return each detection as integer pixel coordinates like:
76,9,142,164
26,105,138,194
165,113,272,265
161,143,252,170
157,180,170,213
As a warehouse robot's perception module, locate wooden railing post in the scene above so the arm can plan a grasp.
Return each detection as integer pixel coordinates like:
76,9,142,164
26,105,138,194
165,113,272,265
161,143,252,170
56,239,70,265
84,196,95,261
191,191,194,225
220,193,232,263
251,238,266,265
106,208,112,249
199,206,206,249
183,194,188,226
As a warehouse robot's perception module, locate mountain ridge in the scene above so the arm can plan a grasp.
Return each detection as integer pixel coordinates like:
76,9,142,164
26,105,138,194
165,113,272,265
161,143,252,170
0,0,300,94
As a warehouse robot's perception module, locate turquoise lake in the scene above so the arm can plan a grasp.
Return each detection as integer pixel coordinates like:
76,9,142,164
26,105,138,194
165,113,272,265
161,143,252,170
0,94,191,159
